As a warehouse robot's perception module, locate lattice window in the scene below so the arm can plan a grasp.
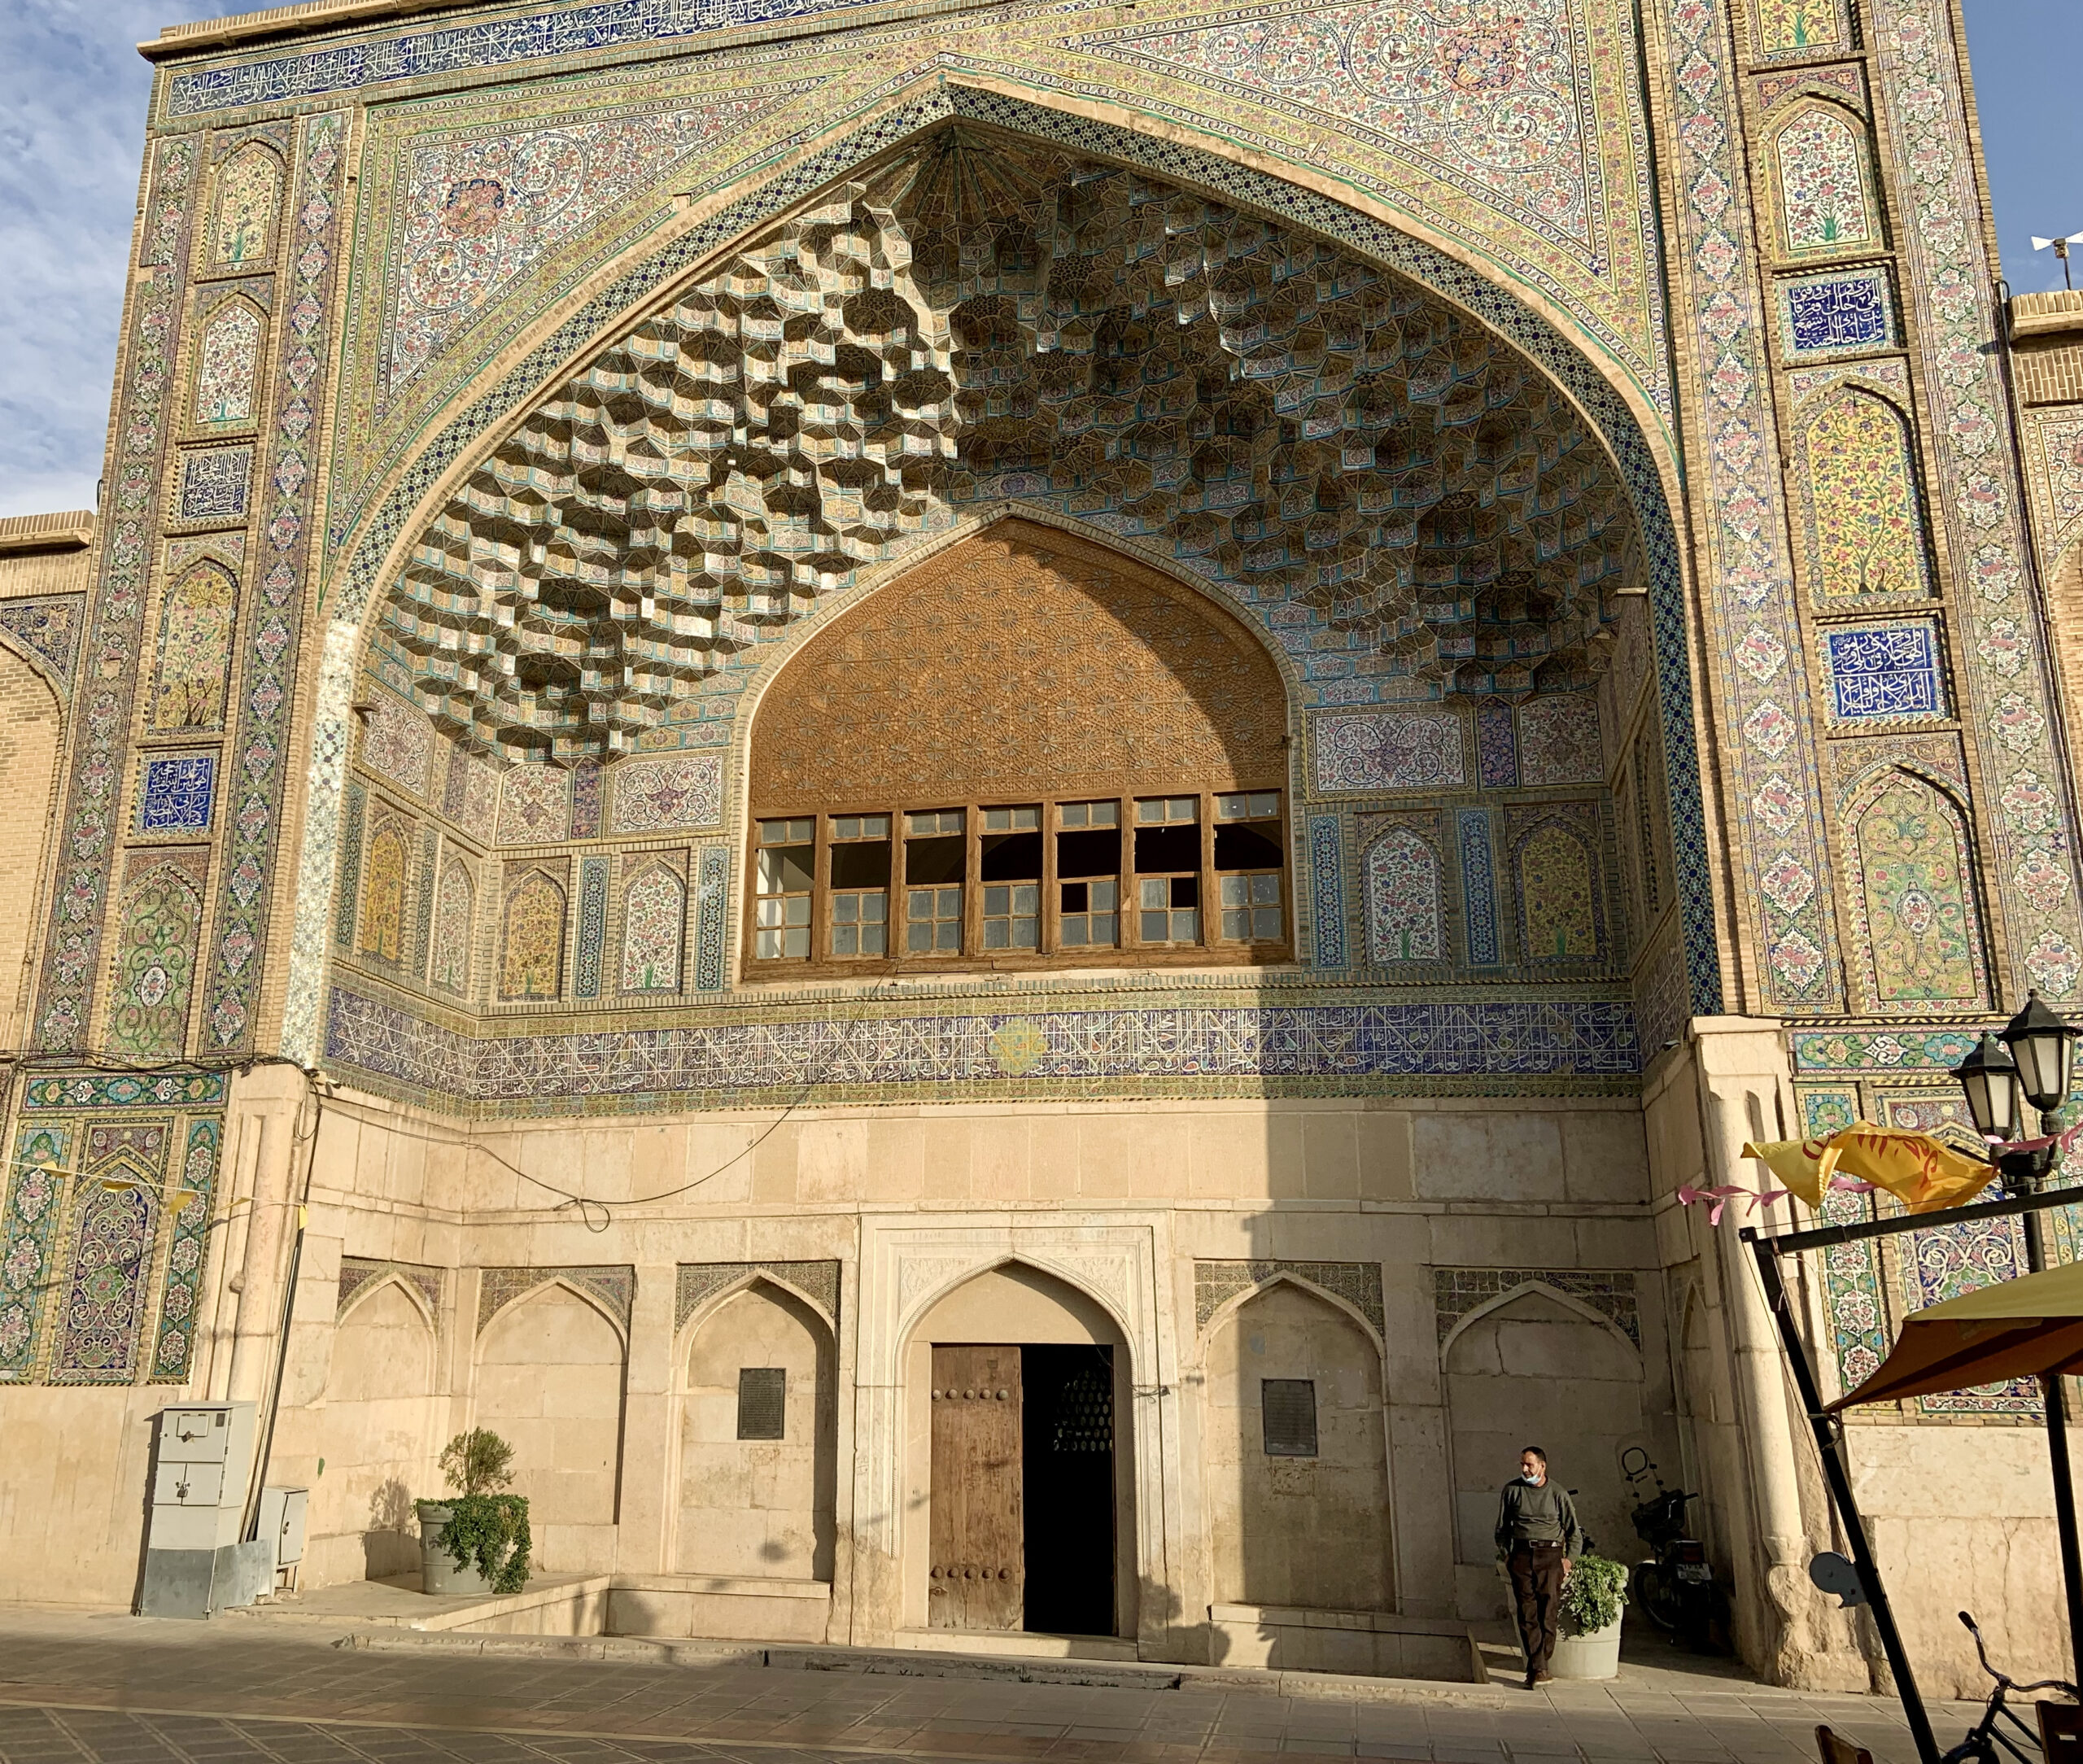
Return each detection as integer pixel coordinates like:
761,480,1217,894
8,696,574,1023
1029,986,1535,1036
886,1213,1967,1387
737,1367,786,1440
1261,1378,1319,1458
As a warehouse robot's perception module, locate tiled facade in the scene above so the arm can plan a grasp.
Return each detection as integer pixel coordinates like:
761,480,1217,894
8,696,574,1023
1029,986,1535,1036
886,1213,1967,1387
0,0,2076,1698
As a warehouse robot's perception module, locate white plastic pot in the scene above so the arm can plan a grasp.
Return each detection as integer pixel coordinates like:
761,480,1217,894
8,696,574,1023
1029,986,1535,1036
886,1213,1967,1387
1549,1612,1623,1679
416,1502,491,1597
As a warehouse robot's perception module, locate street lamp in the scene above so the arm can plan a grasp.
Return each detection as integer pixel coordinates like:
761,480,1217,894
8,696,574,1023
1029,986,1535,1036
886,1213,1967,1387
1953,989,2083,1692
1950,1032,2022,1149
2002,989,2080,1120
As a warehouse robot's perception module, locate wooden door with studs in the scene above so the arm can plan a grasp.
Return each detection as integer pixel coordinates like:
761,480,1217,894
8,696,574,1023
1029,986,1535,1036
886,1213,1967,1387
928,1345,1024,1629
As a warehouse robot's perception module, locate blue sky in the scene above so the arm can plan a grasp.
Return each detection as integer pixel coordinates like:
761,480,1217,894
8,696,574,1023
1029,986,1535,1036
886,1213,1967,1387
0,0,2076,519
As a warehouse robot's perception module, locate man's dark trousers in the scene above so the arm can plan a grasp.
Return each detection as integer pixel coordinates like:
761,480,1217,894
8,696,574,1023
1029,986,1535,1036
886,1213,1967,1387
1508,1540,1566,1678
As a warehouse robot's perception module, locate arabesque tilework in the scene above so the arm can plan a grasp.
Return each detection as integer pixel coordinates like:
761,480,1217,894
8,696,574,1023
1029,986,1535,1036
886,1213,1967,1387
1871,0,2083,1001
203,113,349,1052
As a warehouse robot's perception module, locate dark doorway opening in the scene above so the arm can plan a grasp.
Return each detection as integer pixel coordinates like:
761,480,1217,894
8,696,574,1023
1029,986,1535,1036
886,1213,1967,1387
1020,1343,1116,1635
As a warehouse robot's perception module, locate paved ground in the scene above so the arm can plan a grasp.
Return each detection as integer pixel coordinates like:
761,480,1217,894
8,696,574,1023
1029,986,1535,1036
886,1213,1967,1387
0,1609,1997,1764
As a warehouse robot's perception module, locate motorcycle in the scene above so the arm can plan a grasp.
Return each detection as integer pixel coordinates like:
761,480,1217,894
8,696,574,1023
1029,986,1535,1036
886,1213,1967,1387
1620,1445,1722,1648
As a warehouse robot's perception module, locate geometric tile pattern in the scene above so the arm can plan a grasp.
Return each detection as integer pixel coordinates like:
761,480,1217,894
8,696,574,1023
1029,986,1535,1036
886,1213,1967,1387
478,1264,634,1334
1194,1259,1386,1342
1431,1266,1639,1347
1309,815,1347,970
336,1255,444,1320
693,845,729,994
675,1260,841,1331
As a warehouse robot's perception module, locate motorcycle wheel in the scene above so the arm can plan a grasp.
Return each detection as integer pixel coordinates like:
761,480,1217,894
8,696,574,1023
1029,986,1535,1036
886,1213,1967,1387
1631,1561,1683,1632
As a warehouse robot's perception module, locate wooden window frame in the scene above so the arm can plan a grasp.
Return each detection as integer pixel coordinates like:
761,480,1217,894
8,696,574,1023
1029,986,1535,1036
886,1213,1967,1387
744,784,1290,980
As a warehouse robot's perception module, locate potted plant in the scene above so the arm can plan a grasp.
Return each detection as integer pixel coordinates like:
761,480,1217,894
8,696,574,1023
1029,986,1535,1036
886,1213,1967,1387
417,1429,531,1597
1549,1553,1627,1680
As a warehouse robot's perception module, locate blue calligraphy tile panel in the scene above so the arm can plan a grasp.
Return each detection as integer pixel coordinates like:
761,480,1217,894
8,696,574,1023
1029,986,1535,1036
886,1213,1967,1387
169,0,901,117
1457,810,1501,967
1821,620,1945,723
177,446,252,524
1778,268,1895,359
138,753,217,834
325,985,1640,1102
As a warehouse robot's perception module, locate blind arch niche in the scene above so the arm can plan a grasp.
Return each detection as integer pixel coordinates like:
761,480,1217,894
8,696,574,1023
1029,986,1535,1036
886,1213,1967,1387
746,518,1293,975
751,519,1289,811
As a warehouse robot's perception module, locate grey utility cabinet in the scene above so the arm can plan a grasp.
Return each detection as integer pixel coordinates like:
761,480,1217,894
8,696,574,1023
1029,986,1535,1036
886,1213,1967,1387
137,1402,272,1618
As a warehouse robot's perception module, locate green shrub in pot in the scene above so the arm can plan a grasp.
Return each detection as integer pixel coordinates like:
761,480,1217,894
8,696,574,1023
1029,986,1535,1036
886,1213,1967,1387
417,1429,531,1596
1560,1552,1627,1635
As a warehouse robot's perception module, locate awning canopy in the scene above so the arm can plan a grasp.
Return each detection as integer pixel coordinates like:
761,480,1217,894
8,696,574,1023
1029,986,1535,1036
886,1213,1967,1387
1828,1257,2083,1410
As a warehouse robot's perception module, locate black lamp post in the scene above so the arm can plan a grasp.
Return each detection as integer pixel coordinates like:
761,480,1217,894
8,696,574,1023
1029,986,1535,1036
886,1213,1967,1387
1954,991,2083,1683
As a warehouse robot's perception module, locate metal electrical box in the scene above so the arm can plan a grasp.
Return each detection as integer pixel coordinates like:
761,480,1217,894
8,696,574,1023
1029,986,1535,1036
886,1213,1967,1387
257,1486,308,1574
138,1401,266,1618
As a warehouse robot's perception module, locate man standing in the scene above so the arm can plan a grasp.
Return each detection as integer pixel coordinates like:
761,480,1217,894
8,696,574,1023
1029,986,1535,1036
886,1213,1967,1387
1496,1444,1584,1688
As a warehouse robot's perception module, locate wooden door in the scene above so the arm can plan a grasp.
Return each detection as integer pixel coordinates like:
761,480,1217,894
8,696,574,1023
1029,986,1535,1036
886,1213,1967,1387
928,1345,1024,1629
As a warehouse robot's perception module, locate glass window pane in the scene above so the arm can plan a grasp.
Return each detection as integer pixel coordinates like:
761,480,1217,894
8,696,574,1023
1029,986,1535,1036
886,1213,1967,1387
758,817,814,845
757,845,814,893
1090,879,1117,911
1141,910,1169,941
1222,909,1251,940
1254,906,1282,939
1252,874,1281,906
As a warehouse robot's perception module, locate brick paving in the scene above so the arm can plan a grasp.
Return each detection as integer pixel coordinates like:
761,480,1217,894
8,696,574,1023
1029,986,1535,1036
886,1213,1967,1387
0,1610,1993,1764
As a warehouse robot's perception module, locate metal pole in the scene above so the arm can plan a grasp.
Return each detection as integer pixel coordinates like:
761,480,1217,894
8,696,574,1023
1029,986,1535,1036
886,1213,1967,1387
1744,1231,1941,1764
2014,1118,2083,1685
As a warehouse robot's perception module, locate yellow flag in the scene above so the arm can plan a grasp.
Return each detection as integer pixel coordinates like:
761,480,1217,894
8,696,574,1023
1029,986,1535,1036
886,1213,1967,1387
1828,1124,1997,1213
1739,1134,1842,1207
1741,1122,1996,1213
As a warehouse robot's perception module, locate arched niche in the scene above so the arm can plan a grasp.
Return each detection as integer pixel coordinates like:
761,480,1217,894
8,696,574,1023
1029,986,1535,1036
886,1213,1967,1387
287,97,1714,1065
474,1281,627,1573
1201,1278,1391,1615
0,642,61,1048
1441,1284,1643,1609
310,1279,439,1587
900,1262,1134,1638
745,517,1295,976
674,1279,837,1582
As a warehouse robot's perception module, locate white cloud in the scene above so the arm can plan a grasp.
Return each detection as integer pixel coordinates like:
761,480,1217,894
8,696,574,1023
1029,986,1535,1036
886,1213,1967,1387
0,2,237,519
